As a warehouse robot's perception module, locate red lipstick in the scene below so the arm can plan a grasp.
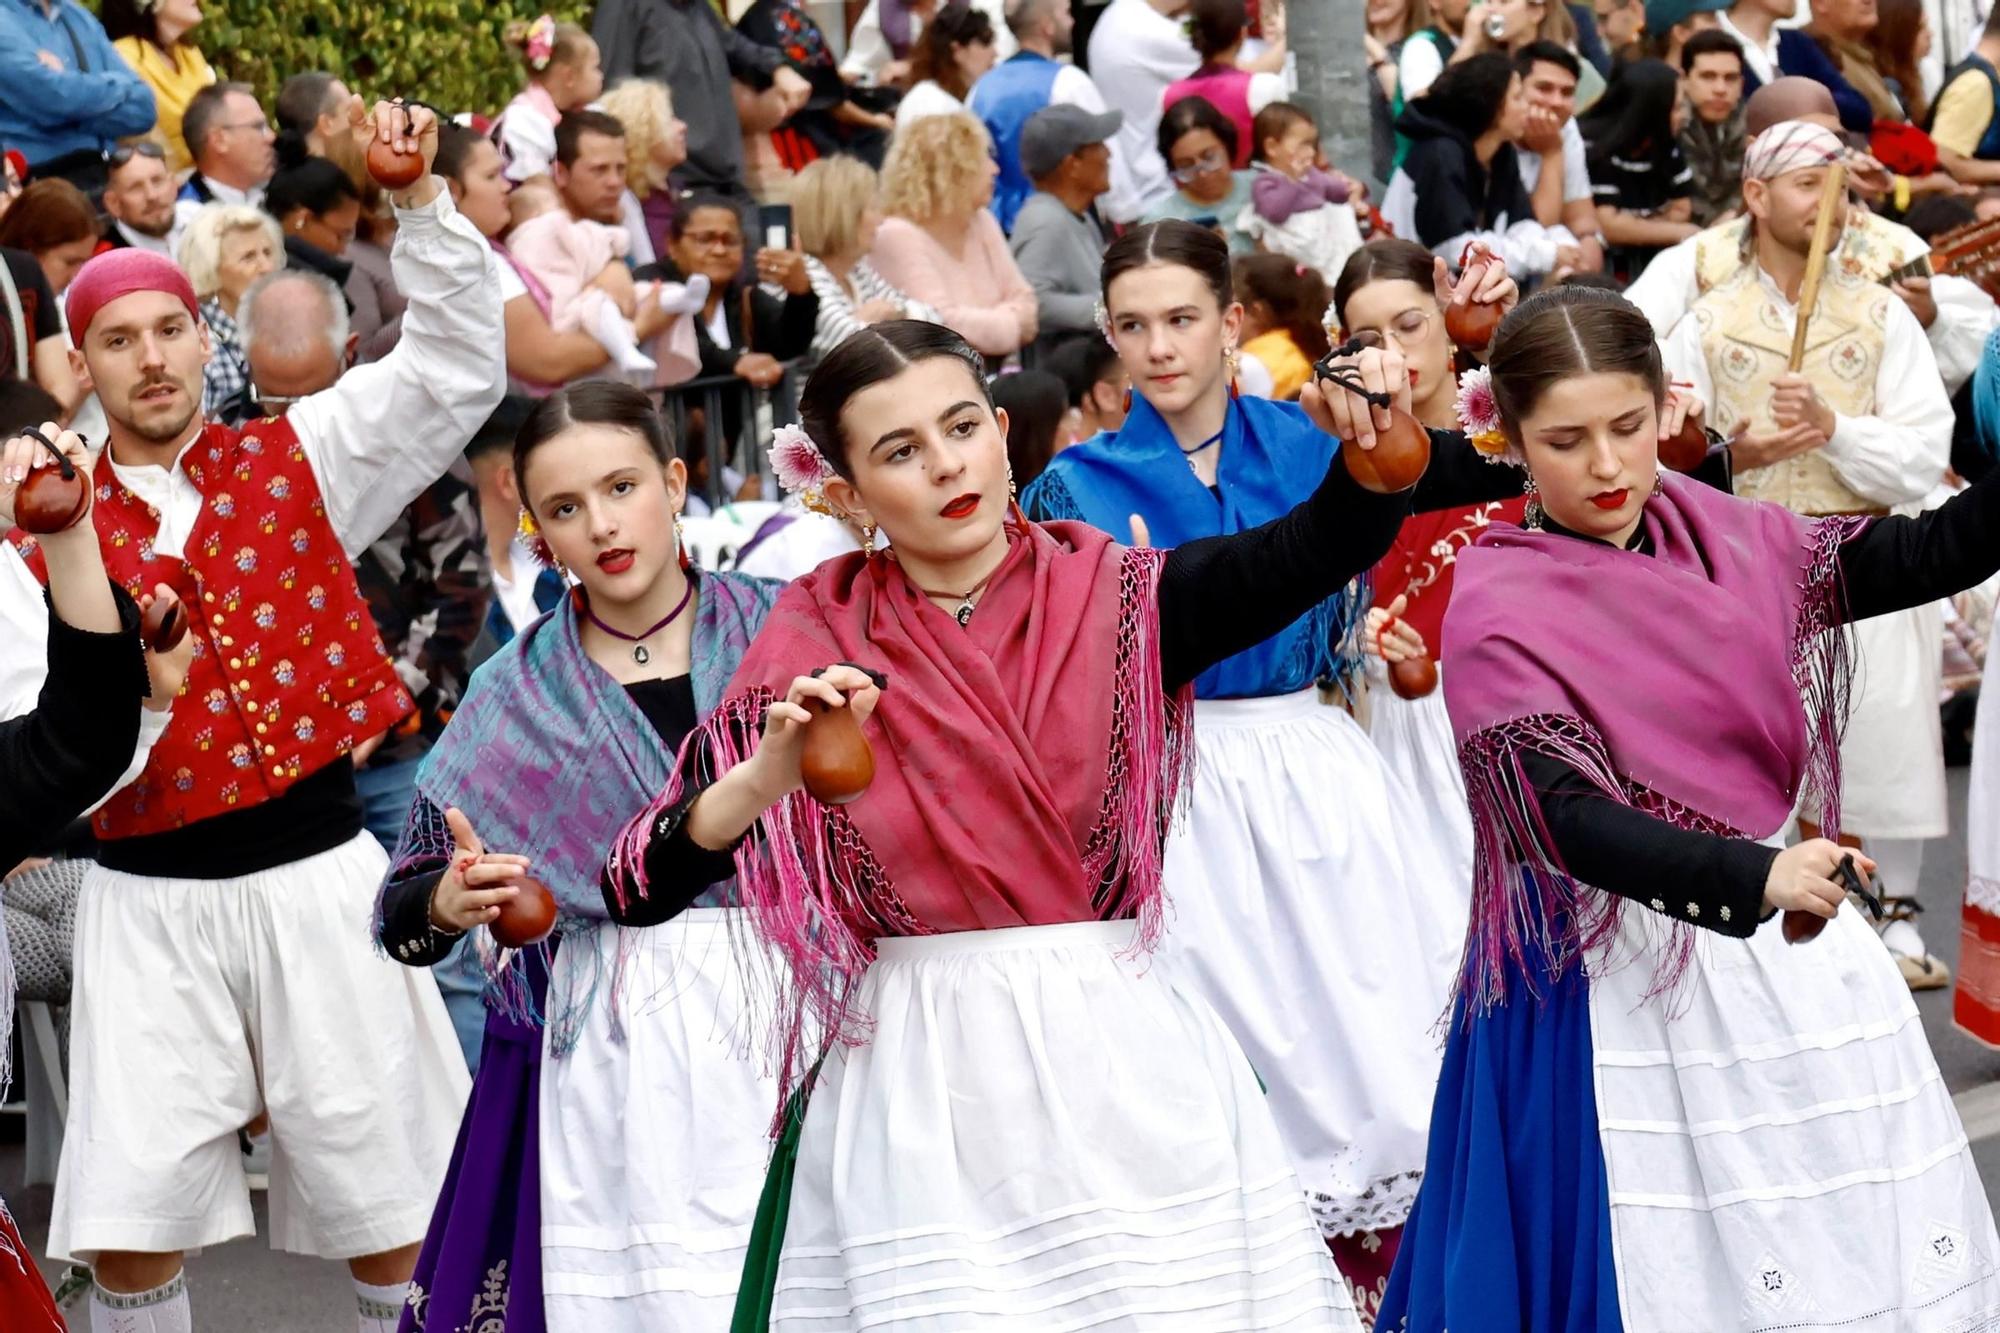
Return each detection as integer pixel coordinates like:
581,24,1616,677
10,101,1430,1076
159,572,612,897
596,548,635,573
939,493,980,519
1589,489,1629,511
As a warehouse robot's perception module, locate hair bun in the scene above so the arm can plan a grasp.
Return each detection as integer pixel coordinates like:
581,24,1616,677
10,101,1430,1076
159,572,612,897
273,127,312,172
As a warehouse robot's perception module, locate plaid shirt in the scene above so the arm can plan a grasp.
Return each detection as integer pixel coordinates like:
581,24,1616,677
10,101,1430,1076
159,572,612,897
199,297,254,426
352,459,493,766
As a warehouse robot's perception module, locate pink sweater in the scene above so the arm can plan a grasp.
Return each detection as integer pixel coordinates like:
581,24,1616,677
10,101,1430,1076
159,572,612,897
868,213,1038,358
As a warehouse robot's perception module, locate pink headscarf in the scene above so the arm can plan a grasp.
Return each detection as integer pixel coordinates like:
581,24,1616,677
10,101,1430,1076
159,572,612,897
65,249,200,348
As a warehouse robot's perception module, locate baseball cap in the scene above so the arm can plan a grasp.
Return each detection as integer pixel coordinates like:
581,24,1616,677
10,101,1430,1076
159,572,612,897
1019,104,1123,180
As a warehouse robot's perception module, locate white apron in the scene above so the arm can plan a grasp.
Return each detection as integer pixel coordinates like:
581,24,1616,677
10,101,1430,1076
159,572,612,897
1157,690,1465,1238
1366,667,1476,905
1589,883,2000,1330
538,911,777,1331
769,920,1358,1332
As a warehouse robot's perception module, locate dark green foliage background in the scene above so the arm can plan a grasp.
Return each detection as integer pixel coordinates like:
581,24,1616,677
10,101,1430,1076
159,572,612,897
129,0,592,117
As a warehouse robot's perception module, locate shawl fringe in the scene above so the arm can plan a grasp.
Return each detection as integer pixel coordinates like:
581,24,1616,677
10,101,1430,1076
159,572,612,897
608,545,1196,1135
1454,514,1863,1015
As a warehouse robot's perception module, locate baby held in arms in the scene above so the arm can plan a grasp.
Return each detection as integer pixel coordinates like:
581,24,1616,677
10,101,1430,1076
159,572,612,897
506,180,707,384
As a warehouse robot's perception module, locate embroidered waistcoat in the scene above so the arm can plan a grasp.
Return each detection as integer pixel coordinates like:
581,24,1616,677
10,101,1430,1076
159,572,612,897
1693,210,1924,295
17,418,412,837
1691,267,1892,516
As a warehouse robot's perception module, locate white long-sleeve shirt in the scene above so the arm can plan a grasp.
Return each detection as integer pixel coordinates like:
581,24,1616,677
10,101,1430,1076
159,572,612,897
1661,265,1953,509
1627,222,1997,395
0,186,504,813
109,188,505,563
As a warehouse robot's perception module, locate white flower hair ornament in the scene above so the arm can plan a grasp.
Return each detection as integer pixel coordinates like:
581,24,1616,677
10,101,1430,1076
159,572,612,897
1453,366,1522,466
769,423,840,515
1093,299,1114,348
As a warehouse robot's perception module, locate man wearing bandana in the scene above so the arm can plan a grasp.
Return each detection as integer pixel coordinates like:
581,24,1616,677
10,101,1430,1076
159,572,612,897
1662,118,1957,990
9,101,499,1333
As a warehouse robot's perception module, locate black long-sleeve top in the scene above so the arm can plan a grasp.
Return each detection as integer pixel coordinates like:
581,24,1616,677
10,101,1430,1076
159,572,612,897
376,673,700,966
607,431,1535,926
1526,472,2000,937
0,584,150,871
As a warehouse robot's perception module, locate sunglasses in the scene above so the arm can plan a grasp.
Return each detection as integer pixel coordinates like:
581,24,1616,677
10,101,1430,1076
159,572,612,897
103,142,167,168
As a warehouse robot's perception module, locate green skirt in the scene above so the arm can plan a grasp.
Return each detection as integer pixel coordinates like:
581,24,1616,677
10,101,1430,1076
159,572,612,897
731,1085,808,1333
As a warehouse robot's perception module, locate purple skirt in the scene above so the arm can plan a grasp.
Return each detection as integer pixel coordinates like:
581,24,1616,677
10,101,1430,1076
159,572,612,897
401,958,547,1333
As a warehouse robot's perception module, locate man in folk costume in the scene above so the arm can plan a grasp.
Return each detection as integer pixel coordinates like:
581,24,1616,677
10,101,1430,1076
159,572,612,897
10,102,499,1333
1631,76,1998,395
1662,119,1957,988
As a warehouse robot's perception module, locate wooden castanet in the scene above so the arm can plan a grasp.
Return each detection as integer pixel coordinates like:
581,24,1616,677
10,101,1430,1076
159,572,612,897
490,875,558,948
1388,653,1439,700
1343,406,1432,494
1782,910,1827,944
801,696,875,805
1444,243,1505,351
366,102,426,190
141,590,188,652
1657,417,1710,474
13,429,89,535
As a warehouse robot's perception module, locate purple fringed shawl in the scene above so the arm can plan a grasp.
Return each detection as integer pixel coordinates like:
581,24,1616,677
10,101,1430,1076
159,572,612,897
1440,473,1867,1009
609,521,1196,1126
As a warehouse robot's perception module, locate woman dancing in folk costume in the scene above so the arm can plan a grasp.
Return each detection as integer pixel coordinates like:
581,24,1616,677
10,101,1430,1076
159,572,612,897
1372,286,2000,1332
605,314,1459,1332
1334,237,1527,913
1019,219,1520,1315
374,383,784,1332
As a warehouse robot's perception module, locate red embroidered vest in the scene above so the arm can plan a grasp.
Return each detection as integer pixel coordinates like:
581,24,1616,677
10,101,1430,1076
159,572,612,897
17,418,412,838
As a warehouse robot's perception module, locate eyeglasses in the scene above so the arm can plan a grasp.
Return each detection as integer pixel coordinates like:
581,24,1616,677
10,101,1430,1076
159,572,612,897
221,119,271,136
103,142,167,167
682,229,743,250
1169,148,1229,185
1352,307,1437,349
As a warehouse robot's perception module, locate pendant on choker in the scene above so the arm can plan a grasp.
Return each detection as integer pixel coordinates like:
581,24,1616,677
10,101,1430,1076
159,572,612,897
633,644,650,666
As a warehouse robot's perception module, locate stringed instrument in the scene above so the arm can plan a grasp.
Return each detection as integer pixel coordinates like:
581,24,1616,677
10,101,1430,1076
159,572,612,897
1876,216,2000,302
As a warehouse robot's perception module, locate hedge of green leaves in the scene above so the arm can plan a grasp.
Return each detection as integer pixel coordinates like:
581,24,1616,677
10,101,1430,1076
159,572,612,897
188,0,592,119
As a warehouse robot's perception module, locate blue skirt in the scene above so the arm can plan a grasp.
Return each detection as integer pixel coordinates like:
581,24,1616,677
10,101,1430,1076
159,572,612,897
1378,942,1624,1333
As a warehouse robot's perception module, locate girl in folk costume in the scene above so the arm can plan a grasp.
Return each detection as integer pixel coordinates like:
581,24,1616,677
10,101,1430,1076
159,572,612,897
608,316,1435,1332
373,384,783,1332
1375,286,2000,1332
494,16,605,185
1335,238,1525,902
1020,219,1521,1316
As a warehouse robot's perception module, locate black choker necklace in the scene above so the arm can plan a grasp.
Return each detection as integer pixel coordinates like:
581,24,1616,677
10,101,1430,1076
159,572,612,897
582,578,695,665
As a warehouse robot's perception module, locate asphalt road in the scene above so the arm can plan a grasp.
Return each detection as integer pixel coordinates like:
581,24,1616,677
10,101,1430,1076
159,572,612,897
5,770,1999,1330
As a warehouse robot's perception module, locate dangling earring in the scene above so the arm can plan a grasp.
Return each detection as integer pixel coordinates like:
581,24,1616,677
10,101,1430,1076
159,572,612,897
1121,386,1132,413
1447,348,1458,374
1522,475,1544,531
861,522,877,558
1224,345,1242,399
674,513,692,571
1651,470,1666,497
1006,463,1018,501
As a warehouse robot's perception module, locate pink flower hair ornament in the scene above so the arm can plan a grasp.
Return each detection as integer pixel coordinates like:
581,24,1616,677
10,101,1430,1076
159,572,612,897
769,423,840,515
1453,366,1521,466
526,14,557,71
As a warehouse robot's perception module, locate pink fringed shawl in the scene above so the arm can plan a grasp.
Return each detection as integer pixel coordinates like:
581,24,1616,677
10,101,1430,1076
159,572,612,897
1440,474,1867,1010
611,519,1195,1120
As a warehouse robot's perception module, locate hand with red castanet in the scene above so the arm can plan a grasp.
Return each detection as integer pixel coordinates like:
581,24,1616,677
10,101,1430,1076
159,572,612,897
429,807,532,932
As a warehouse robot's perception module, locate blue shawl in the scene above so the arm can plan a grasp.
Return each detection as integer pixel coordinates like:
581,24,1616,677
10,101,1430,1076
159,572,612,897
1022,393,1364,698
390,569,780,1047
